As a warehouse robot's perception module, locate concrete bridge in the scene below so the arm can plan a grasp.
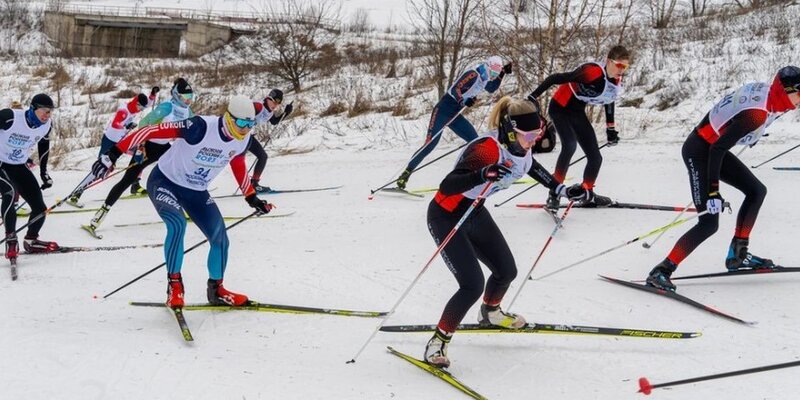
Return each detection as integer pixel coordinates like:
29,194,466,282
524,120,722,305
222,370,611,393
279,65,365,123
43,4,340,58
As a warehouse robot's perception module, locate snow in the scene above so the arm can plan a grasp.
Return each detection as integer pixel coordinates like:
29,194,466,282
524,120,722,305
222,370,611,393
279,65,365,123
3,134,800,399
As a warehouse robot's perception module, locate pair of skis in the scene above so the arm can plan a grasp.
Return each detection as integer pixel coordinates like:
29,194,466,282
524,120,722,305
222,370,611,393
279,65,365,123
213,185,343,200
602,266,800,325
130,300,389,342
518,202,698,213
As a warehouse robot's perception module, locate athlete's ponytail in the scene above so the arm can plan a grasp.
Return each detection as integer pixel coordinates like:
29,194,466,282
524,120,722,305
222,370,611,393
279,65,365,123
488,96,513,130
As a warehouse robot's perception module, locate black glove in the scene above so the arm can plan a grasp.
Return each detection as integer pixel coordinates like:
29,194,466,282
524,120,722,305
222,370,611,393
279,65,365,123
463,97,476,108
283,102,293,118
606,127,620,146
480,164,512,182
25,158,35,169
503,62,513,74
246,194,273,215
151,86,160,96
565,183,589,201
40,172,53,190
124,122,137,131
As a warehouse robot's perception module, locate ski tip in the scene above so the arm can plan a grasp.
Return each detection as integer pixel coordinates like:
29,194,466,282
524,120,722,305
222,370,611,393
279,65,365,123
367,195,374,201
346,358,356,364
638,377,653,395
642,243,651,249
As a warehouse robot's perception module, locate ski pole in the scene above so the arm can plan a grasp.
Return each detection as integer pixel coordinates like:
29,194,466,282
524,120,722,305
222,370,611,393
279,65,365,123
369,106,469,196
347,182,494,364
102,211,261,299
507,201,574,311
494,143,610,208
750,142,800,169
0,172,95,246
535,208,717,281
643,146,746,249
638,359,800,395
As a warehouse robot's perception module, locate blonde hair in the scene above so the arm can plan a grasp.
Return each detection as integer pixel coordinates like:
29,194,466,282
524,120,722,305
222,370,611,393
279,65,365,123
488,96,539,130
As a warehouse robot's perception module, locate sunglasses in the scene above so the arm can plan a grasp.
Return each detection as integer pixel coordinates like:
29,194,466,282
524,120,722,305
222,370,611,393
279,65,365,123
179,93,194,101
266,96,282,105
234,117,256,129
609,59,630,71
513,127,543,142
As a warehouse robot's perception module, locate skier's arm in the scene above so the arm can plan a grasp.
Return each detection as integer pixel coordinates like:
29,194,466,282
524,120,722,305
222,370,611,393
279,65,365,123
230,153,255,197
528,64,603,99
137,103,171,128
707,109,768,192
112,117,202,158
438,138,498,195
483,71,505,93
37,127,51,174
448,70,479,106
0,108,14,131
526,157,560,191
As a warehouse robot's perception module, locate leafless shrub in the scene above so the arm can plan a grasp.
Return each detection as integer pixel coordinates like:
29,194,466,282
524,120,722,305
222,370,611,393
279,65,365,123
320,101,347,117
392,99,410,117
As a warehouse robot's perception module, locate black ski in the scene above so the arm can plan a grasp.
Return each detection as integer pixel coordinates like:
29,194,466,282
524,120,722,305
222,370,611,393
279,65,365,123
599,275,755,325
380,323,700,339
772,167,800,171
387,346,488,400
517,202,697,212
171,308,194,342
671,266,800,281
130,300,387,318
29,243,164,254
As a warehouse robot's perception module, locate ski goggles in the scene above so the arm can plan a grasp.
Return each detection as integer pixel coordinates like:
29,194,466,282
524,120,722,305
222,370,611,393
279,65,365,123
513,126,543,142
609,59,630,71
234,117,256,129
179,92,194,101
489,64,503,79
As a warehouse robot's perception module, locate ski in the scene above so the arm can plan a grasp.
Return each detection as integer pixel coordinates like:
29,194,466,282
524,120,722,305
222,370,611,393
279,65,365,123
387,346,488,400
29,243,164,254
599,275,755,325
380,323,699,339
380,187,425,198
772,167,800,171
410,179,535,194
130,300,387,318
171,307,194,342
80,224,102,239
9,257,17,281
517,202,697,212
113,211,296,228
214,185,342,199
543,208,562,226
17,207,100,217
670,266,800,281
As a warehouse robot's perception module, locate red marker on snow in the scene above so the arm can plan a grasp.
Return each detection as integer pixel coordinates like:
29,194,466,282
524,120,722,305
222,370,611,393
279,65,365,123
638,377,652,395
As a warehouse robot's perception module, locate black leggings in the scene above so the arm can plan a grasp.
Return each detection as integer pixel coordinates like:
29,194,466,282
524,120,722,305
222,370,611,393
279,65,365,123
0,163,47,237
104,142,171,207
549,104,603,188
666,133,767,265
248,136,268,180
427,202,517,334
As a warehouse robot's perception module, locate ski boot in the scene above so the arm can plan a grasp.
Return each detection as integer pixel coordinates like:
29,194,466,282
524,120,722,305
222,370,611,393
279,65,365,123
23,235,59,253
66,190,85,208
646,259,678,291
478,303,527,329
396,169,412,190
725,237,775,271
207,279,249,306
82,204,111,239
423,328,452,368
130,180,147,196
545,188,561,212
251,178,271,194
5,234,18,260
166,273,185,309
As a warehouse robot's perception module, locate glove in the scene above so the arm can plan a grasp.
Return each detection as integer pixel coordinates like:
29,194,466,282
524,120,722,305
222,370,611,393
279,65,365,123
502,62,513,74
463,97,476,108
151,86,160,96
124,122,137,131
706,191,725,215
480,164,512,182
564,183,589,201
40,172,53,190
606,127,620,146
282,102,293,118
245,194,274,215
91,154,114,180
26,158,35,169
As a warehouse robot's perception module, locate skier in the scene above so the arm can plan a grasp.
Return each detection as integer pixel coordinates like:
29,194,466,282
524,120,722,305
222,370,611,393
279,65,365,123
83,78,194,237
423,97,581,367
645,66,800,291
1,94,60,262
396,56,512,190
68,87,159,206
247,89,293,192
527,45,631,209
90,95,273,307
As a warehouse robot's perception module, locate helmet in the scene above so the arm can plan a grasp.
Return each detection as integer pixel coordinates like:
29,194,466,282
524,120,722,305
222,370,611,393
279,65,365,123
228,95,255,120
486,56,503,79
265,88,283,105
777,66,800,93
497,98,542,156
30,93,54,109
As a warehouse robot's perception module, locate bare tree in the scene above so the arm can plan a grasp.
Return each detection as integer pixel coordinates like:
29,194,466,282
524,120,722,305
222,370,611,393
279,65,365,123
249,0,341,92
648,0,678,28
408,0,483,98
690,0,708,17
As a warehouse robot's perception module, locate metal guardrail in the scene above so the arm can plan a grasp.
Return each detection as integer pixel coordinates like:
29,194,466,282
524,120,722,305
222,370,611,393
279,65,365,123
48,3,341,30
